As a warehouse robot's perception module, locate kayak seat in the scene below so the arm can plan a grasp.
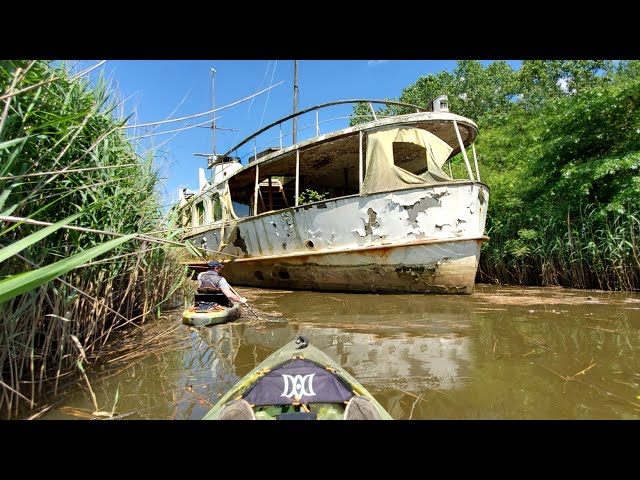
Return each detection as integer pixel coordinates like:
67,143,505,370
195,292,230,306
218,399,256,420
343,395,382,420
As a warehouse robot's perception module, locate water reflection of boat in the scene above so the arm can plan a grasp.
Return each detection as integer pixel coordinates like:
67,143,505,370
293,324,472,420
240,319,293,350
202,336,393,420
182,292,241,327
195,324,243,400
325,329,472,390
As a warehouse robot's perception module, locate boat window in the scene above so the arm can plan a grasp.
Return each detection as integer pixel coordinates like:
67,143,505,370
294,149,360,203
232,200,250,218
196,201,205,226
213,196,222,222
392,142,429,175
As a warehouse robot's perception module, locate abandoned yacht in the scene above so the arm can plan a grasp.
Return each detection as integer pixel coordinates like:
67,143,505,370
176,96,489,294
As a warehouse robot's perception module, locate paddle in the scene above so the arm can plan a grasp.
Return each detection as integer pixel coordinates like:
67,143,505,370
228,285,261,320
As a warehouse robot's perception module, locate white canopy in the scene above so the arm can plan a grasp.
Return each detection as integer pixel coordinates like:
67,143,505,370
362,127,453,194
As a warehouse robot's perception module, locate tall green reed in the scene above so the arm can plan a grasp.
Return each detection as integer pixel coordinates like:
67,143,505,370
0,60,189,419
479,203,640,291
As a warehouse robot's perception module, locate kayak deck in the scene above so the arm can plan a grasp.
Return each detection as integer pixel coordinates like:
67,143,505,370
182,292,240,327
203,336,392,420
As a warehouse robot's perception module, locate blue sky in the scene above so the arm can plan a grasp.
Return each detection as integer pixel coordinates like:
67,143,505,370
75,60,521,207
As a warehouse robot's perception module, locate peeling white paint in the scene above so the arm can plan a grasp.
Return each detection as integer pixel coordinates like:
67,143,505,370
390,191,432,206
371,227,386,238
352,226,367,237
192,183,489,293
212,184,486,256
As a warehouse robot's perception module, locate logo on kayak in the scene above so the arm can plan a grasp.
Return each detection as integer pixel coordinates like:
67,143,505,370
281,374,316,398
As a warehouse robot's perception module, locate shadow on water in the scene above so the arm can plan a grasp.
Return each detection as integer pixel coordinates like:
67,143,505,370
31,284,640,420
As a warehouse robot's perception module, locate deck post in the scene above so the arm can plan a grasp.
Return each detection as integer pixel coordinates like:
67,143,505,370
358,130,364,193
295,149,300,206
472,143,481,182
293,60,298,144
253,138,257,164
453,120,474,181
367,102,377,121
253,165,259,215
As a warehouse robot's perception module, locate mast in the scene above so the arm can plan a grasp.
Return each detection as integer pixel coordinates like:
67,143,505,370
292,60,298,144
210,67,217,161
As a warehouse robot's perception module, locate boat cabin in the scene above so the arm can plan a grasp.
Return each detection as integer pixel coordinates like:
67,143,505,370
179,97,480,230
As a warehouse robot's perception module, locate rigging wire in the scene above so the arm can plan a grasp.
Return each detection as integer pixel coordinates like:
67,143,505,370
248,60,272,114
128,117,219,140
119,82,283,130
259,60,278,129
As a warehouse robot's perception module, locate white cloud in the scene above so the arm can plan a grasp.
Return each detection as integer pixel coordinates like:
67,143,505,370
367,60,389,66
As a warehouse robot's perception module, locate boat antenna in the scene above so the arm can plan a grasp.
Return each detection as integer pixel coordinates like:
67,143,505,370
292,60,298,145
211,67,217,162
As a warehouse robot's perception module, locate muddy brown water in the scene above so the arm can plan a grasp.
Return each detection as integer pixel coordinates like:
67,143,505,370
28,284,640,420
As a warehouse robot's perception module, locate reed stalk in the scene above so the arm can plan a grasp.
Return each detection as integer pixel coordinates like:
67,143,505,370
479,204,640,291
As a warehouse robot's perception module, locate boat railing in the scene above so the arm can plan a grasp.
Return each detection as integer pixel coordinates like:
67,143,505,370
213,99,429,168
236,113,386,167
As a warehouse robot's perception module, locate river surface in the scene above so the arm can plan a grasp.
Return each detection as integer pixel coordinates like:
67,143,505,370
30,284,640,420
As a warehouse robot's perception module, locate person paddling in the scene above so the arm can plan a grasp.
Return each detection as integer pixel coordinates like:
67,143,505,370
197,260,247,305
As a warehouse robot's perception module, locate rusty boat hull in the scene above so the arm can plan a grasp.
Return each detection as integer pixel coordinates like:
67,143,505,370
221,238,485,294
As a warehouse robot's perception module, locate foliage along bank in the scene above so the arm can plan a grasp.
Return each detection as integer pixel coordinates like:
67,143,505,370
353,60,640,291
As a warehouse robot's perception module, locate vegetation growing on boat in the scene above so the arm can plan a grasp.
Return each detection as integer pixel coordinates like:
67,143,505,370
297,188,328,205
0,60,189,419
356,60,640,291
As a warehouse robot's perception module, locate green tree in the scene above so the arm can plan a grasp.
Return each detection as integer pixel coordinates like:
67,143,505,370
479,69,640,289
350,60,519,125
615,60,640,80
517,60,615,108
451,60,519,121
